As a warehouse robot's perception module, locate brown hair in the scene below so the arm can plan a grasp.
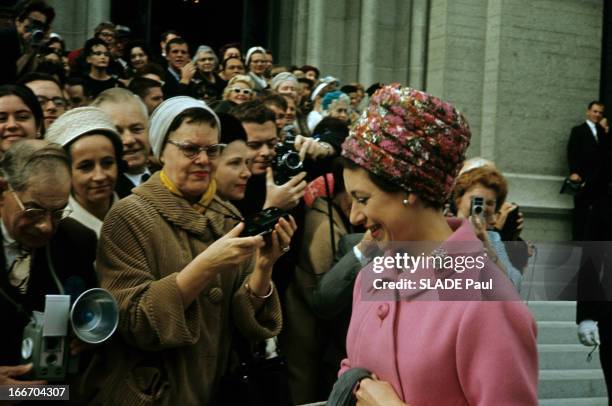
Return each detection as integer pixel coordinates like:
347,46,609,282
453,167,508,210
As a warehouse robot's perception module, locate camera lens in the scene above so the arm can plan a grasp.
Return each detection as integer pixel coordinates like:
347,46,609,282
474,206,483,214
283,152,302,170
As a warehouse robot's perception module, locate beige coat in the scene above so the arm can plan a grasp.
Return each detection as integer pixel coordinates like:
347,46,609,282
94,172,281,405
281,197,349,404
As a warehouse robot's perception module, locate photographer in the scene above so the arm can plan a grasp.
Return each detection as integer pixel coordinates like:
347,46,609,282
95,97,295,404
0,0,55,85
0,140,99,394
452,166,524,290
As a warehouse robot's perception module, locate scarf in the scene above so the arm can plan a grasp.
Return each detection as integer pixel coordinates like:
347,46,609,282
160,169,217,214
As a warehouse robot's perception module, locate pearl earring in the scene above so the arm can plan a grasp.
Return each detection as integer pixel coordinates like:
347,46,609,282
402,198,409,206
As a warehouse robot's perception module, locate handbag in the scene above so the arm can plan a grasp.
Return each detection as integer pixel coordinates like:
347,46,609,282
218,335,294,406
560,177,583,195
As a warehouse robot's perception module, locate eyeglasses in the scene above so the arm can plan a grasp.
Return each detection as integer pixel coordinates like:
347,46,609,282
37,96,67,109
98,31,115,38
251,60,266,65
246,138,278,150
167,140,227,159
91,51,111,57
9,188,72,224
230,87,252,96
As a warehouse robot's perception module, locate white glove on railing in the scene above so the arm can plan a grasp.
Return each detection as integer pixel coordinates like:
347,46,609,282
578,320,600,346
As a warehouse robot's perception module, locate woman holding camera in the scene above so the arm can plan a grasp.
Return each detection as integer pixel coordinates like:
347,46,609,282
333,85,537,405
95,96,296,405
452,166,524,290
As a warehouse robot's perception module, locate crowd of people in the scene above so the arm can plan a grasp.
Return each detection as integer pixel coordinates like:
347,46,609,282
0,1,542,405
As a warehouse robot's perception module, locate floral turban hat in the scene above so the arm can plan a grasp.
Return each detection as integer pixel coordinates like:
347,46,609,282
341,84,471,206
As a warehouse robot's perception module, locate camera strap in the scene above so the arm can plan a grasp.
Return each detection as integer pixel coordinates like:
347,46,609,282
323,174,336,259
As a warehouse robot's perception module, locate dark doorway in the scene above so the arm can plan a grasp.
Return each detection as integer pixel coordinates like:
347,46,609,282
111,0,275,58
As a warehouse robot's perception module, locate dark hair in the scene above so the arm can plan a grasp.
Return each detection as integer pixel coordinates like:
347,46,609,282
94,21,115,35
217,112,247,145
340,85,359,94
13,0,55,28
219,42,241,58
160,30,179,43
17,71,61,89
300,65,319,78
34,60,65,86
298,77,314,89
167,107,218,136
137,63,166,81
588,100,604,110
125,40,152,68
0,84,44,137
261,93,288,111
65,131,127,174
128,77,162,99
340,156,404,194
221,56,244,70
44,36,65,54
165,37,188,55
229,100,276,125
83,37,108,57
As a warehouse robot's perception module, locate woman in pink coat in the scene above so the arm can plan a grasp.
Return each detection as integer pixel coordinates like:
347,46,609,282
335,84,538,405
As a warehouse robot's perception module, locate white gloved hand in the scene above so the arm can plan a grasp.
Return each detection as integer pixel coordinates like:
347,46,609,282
578,320,600,346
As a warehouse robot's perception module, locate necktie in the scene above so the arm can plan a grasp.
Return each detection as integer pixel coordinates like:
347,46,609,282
8,252,32,295
140,173,151,184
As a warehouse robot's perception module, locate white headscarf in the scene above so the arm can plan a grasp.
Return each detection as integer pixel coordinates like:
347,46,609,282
148,96,221,159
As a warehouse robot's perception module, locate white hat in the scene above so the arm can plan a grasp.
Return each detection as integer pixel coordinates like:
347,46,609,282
46,107,120,147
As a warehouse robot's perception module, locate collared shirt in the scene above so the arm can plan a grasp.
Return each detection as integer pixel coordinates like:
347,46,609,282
68,193,119,238
124,169,151,188
586,120,599,142
167,66,181,83
1,220,27,272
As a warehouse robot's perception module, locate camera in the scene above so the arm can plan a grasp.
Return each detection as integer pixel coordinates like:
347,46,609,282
26,19,46,46
470,196,485,218
273,128,303,185
241,207,289,237
21,289,118,381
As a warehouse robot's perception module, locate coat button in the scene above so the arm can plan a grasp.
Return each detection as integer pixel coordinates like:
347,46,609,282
377,303,389,319
208,287,223,304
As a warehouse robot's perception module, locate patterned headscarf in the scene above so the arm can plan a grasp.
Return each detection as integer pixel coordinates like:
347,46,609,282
341,84,471,206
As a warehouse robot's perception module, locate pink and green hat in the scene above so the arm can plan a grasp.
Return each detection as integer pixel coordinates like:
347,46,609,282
341,84,471,206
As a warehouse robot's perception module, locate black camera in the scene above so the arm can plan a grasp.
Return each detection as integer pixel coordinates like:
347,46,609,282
241,207,289,237
27,20,46,46
272,128,303,185
470,196,485,218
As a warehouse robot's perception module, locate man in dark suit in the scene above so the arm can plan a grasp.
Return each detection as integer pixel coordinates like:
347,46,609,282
567,100,607,241
0,140,99,391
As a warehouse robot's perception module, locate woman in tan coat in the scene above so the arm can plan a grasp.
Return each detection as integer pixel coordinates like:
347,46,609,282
95,96,296,405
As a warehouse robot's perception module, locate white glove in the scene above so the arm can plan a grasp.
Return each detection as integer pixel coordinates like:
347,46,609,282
578,320,600,346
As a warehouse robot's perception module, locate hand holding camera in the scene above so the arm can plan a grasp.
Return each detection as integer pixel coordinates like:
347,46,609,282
196,222,266,274
264,167,307,211
495,202,523,241
256,215,298,270
0,363,46,386
294,134,334,161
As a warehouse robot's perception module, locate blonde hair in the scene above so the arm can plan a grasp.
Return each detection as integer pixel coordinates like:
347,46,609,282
223,74,254,100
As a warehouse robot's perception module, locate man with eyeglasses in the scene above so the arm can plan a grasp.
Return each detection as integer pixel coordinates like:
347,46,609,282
0,0,55,85
18,72,66,130
0,140,99,394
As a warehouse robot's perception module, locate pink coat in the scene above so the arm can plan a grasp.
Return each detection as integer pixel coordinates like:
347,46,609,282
340,219,538,405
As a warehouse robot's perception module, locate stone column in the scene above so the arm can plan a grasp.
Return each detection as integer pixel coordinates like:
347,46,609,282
357,0,377,86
